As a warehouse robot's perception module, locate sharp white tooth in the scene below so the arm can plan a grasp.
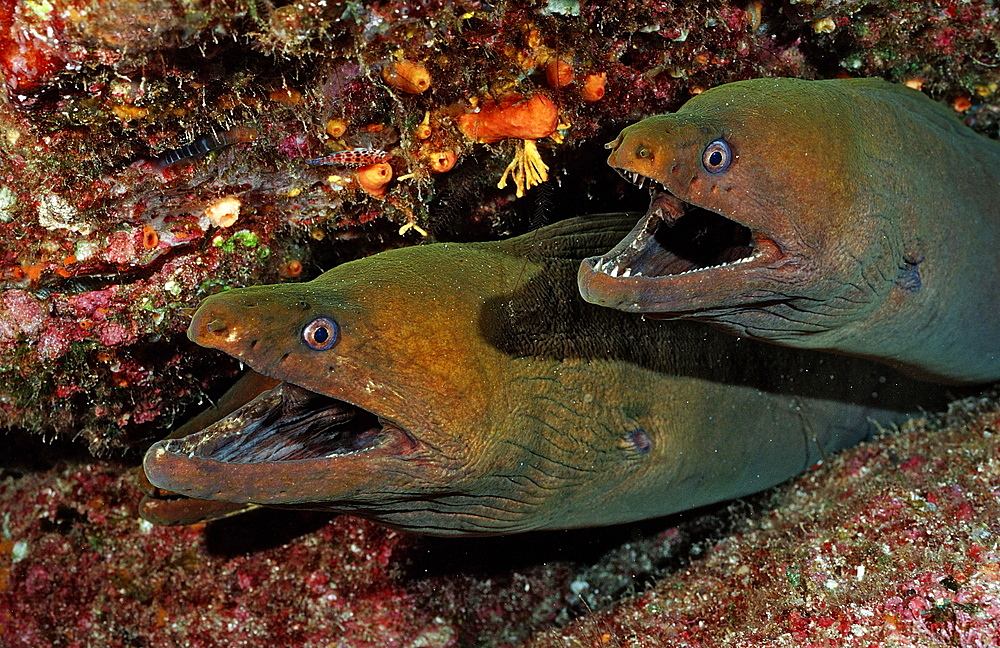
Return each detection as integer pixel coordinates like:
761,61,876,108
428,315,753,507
635,271,644,277
594,259,604,272
622,268,632,278
610,265,620,278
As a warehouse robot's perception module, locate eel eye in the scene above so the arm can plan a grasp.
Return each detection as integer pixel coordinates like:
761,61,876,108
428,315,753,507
302,316,339,351
702,139,732,173
636,145,652,159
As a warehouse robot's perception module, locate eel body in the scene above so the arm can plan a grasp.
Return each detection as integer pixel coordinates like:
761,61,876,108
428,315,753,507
144,215,944,536
578,78,1000,385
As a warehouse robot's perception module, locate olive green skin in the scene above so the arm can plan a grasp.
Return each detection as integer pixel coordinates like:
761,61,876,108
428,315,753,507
145,215,943,535
580,78,1000,385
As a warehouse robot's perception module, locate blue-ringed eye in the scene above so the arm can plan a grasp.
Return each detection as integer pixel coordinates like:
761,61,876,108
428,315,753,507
702,139,732,173
302,316,339,350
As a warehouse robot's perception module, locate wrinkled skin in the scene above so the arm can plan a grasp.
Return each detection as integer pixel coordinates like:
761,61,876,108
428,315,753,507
144,215,944,536
578,78,1000,385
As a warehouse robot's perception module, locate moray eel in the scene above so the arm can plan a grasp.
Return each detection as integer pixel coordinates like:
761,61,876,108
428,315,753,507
144,215,944,536
578,78,1000,385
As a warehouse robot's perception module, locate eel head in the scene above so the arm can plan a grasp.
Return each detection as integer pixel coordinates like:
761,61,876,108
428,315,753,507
578,79,875,327
142,226,664,536
143,249,522,535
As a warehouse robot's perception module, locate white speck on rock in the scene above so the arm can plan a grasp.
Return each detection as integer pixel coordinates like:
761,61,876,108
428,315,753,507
38,193,91,234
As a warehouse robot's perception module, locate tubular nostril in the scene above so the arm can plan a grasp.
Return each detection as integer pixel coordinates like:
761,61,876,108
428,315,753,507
205,318,227,333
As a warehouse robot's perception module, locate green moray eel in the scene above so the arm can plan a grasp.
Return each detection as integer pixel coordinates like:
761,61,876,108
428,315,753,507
578,77,1000,385
144,215,945,536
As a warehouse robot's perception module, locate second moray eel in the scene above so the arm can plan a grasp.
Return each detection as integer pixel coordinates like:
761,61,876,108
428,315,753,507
579,78,1000,385
144,215,944,535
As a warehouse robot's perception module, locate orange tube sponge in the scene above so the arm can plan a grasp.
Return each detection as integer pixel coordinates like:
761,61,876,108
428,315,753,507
545,59,575,88
581,72,607,102
457,93,558,144
381,60,431,94
325,118,349,138
427,151,458,173
356,162,392,197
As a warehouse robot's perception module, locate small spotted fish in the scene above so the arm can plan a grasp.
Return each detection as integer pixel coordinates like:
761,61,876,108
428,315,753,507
307,148,391,167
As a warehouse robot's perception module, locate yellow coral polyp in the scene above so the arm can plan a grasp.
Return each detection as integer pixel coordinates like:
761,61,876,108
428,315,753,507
497,140,549,199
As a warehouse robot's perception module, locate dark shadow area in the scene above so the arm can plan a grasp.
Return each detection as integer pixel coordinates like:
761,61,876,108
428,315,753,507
0,427,95,477
408,516,671,578
430,129,650,243
203,507,335,558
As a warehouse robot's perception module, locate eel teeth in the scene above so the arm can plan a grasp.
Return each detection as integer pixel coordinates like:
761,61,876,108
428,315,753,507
620,168,662,190
594,261,636,279
615,167,667,191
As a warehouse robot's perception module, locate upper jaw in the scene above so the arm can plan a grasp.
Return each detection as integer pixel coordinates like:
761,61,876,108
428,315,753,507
579,165,783,312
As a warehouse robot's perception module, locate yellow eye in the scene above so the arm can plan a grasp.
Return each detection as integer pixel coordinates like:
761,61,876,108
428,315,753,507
636,146,651,159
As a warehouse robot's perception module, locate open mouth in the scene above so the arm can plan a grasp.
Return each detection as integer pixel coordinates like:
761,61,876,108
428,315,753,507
156,381,406,465
587,169,765,280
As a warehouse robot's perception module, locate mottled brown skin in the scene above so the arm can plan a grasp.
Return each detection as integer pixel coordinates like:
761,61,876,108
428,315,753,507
578,78,1000,385
144,215,944,536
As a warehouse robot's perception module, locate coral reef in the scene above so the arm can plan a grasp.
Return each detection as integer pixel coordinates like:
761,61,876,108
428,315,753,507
1,0,1000,644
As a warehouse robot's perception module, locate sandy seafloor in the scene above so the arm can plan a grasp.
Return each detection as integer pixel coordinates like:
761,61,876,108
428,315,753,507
3,390,1000,647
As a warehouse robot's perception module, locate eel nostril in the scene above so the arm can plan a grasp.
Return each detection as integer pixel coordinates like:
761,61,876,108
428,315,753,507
205,318,227,333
